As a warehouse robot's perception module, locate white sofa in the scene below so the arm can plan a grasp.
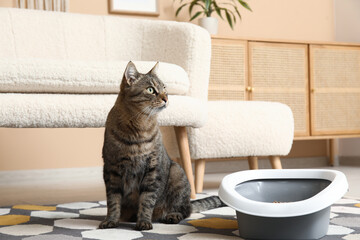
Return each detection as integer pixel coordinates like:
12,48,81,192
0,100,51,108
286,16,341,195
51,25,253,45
0,8,212,198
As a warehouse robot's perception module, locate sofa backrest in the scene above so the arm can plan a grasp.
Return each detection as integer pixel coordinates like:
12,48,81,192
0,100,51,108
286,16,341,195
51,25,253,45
0,8,211,99
0,59,190,94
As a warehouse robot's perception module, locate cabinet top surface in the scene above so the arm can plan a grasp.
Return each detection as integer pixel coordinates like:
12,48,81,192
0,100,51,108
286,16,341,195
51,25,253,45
212,36,360,47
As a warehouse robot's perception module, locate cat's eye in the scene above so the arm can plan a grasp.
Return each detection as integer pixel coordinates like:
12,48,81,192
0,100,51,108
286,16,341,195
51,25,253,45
147,87,155,94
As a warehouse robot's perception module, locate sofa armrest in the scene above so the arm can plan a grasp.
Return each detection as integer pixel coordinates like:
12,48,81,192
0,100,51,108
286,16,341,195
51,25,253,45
140,20,212,100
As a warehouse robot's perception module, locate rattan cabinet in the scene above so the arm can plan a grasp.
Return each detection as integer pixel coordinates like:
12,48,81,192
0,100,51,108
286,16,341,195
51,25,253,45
248,42,309,136
209,38,247,101
209,38,309,137
310,45,360,136
209,37,360,165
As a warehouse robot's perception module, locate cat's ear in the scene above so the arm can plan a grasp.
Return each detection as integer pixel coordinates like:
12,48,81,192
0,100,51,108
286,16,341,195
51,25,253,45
148,62,159,75
123,61,139,86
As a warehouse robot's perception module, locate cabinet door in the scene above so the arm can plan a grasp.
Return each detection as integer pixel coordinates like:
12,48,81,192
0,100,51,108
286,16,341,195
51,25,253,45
209,39,247,101
249,42,309,137
310,45,360,135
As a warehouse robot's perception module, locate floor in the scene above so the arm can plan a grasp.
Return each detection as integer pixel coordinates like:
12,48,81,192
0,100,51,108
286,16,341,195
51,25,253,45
0,159,359,207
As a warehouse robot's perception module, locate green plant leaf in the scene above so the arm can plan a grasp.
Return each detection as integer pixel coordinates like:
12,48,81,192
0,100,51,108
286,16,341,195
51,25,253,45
225,8,237,24
216,7,234,22
234,6,242,20
221,7,237,18
215,9,223,19
204,0,213,16
208,8,214,17
225,10,233,29
189,1,197,15
189,11,203,21
238,0,252,11
220,2,237,8
175,3,189,16
205,0,211,11
174,0,251,28
213,1,223,19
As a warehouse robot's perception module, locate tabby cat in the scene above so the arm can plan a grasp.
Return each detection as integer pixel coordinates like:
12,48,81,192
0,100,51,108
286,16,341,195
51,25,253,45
100,61,225,231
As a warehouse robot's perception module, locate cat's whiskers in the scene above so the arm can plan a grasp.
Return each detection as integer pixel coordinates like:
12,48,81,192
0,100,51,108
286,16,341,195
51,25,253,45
134,106,152,121
146,107,156,122
132,109,145,121
128,106,147,121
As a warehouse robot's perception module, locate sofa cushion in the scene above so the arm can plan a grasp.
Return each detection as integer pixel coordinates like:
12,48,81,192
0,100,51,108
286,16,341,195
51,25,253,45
188,101,294,159
0,59,190,95
0,94,206,128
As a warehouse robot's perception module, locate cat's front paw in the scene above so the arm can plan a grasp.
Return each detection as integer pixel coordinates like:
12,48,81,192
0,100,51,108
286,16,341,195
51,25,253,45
99,219,119,229
164,212,183,224
135,220,153,231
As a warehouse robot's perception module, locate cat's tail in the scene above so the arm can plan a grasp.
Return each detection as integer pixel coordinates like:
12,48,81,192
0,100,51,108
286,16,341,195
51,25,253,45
191,196,227,213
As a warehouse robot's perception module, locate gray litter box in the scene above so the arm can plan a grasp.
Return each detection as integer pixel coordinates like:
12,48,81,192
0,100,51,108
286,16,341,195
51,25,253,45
218,169,348,240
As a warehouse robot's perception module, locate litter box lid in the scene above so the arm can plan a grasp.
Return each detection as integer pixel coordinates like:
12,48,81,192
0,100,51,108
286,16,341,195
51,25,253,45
218,169,348,218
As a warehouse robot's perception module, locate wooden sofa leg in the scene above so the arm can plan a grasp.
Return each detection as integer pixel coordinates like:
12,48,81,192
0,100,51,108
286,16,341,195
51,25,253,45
247,156,259,170
328,138,339,166
269,156,282,169
174,126,196,199
195,159,206,193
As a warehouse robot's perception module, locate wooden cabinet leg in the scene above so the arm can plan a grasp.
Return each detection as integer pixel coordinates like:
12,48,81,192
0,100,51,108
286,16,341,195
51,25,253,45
247,156,259,170
328,139,339,166
195,159,206,193
174,126,196,199
269,156,282,169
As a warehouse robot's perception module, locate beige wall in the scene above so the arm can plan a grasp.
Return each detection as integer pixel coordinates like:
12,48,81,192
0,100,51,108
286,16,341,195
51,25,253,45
0,0,15,8
0,0,334,170
0,128,104,170
2,0,334,40
68,0,335,42
334,0,360,43
0,127,328,171
334,0,360,157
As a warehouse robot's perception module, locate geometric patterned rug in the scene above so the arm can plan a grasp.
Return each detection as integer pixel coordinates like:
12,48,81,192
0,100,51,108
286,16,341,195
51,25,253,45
0,195,359,240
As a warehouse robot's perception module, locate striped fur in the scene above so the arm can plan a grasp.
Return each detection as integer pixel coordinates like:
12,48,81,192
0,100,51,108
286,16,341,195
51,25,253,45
99,62,224,231
191,196,226,213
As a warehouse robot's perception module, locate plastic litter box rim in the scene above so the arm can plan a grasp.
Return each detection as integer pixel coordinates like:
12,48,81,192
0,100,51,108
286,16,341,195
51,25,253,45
218,169,348,218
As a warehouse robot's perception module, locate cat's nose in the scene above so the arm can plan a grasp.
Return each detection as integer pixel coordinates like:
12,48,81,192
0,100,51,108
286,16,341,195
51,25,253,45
161,93,168,103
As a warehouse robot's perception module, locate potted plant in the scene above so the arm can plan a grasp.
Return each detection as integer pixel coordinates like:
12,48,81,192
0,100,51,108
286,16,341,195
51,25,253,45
174,0,252,34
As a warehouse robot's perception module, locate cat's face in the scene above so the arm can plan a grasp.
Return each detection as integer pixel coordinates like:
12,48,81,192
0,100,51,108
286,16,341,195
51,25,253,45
120,61,168,115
